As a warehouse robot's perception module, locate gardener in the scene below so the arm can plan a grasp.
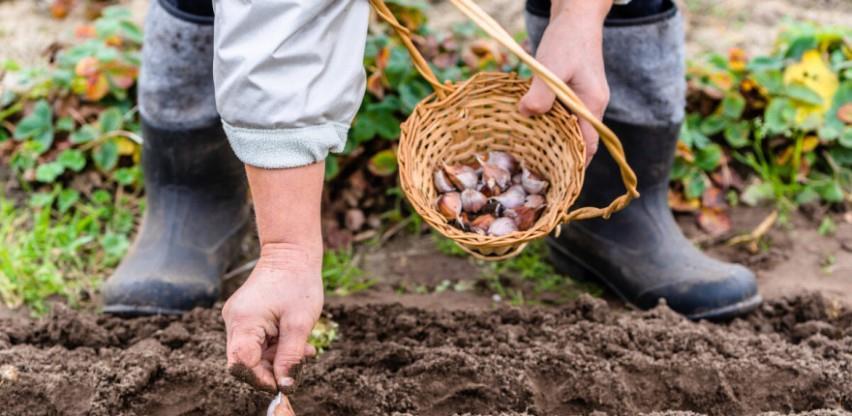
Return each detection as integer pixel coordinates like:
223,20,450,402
101,0,761,392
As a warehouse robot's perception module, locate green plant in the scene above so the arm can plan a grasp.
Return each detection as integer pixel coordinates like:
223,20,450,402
0,188,142,314
677,22,851,233
1,6,142,191
432,234,602,304
322,249,375,295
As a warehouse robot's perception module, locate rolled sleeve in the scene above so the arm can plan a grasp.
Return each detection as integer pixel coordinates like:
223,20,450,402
212,0,369,168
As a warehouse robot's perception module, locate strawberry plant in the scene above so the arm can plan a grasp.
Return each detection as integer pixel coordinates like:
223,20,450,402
675,22,851,234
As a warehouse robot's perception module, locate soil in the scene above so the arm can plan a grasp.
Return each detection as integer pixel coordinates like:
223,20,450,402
1,293,851,416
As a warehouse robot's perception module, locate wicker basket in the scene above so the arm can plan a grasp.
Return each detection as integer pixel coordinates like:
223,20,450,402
372,0,639,260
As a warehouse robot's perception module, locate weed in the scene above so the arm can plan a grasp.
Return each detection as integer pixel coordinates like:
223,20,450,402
322,248,375,296
0,188,142,314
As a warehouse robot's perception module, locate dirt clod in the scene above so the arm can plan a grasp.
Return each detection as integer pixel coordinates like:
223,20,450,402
0,294,850,416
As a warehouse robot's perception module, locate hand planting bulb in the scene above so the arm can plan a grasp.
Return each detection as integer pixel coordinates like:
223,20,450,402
443,164,479,190
267,393,296,416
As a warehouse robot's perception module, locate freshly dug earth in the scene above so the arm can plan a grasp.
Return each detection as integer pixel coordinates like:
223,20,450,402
1,294,851,416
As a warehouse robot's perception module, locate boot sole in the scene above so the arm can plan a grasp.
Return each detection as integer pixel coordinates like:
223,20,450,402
547,241,762,321
103,304,188,316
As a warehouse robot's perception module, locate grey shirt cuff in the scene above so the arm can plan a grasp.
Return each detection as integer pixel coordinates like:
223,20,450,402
222,120,348,169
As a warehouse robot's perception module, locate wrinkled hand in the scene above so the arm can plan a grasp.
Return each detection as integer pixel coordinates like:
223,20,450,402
519,5,610,166
223,243,324,393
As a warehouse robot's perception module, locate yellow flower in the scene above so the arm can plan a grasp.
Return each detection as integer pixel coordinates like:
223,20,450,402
783,50,839,124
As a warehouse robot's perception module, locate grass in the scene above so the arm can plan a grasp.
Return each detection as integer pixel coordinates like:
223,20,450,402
0,187,141,314
322,248,376,296
433,234,603,305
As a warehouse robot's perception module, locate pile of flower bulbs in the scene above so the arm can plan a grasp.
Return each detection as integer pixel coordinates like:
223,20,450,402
434,151,549,236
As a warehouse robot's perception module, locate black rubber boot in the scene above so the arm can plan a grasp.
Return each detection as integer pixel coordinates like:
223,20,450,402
547,119,761,320
102,0,249,315
102,121,250,315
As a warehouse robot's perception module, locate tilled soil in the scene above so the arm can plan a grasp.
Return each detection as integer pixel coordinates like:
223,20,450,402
1,294,850,416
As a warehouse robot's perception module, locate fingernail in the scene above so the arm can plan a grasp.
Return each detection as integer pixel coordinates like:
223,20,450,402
278,376,295,387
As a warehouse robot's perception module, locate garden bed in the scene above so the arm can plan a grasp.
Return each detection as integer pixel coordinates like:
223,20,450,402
1,292,850,415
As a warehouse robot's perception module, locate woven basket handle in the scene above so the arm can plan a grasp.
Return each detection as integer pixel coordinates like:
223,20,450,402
371,0,640,221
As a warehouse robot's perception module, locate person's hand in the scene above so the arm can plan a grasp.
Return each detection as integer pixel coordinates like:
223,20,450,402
519,0,612,166
222,242,324,393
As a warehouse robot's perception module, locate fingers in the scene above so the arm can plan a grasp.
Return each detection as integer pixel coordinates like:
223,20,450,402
579,120,599,167
273,318,314,393
226,319,277,392
519,76,556,117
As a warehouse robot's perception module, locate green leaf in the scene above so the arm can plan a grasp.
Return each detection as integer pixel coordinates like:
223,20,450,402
384,47,414,89
28,192,55,208
840,128,852,149
694,143,723,171
398,80,431,114
101,232,130,261
783,36,818,60
785,83,823,106
795,186,820,205
98,107,123,133
741,181,774,206
70,125,99,144
683,170,707,200
815,181,844,203
324,155,340,180
723,120,750,148
720,92,746,119
113,166,139,186
670,158,690,180
764,97,795,134
91,189,112,205
14,100,53,147
35,162,65,183
57,189,80,213
57,149,86,172
750,70,784,95
699,114,727,136
55,116,75,132
367,149,398,177
93,140,119,171
746,56,784,72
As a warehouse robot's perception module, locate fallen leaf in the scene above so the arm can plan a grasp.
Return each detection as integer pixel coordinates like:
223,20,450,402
697,207,732,236
366,71,384,99
701,186,726,209
75,56,99,77
50,0,74,19
84,74,109,101
75,25,96,39
668,190,700,212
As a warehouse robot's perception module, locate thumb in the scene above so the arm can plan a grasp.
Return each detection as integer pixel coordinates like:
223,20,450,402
273,318,313,393
519,76,556,117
